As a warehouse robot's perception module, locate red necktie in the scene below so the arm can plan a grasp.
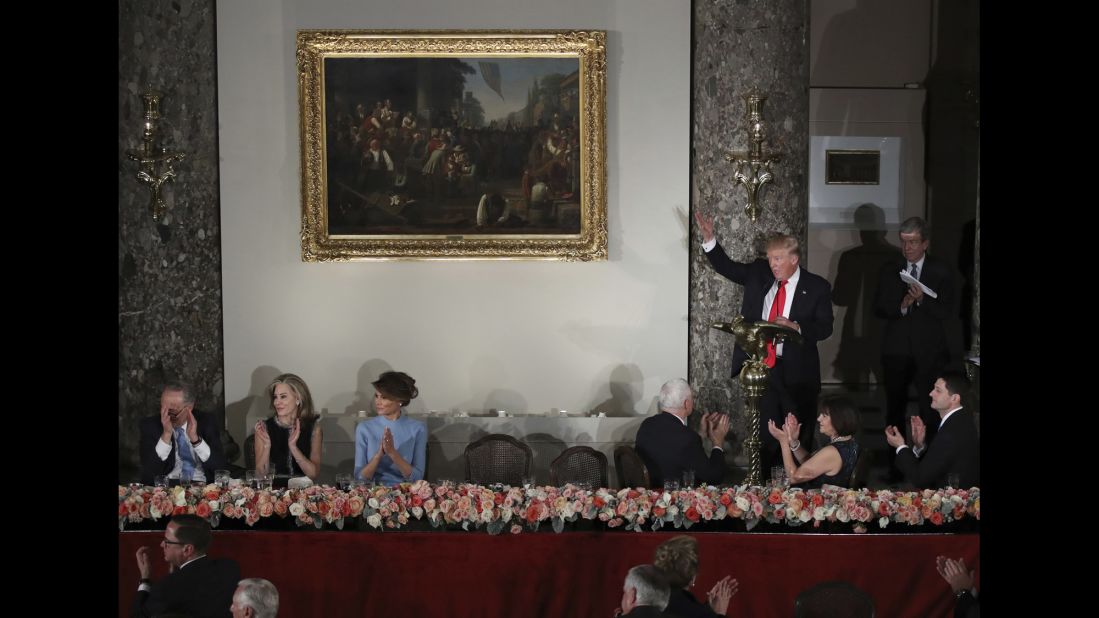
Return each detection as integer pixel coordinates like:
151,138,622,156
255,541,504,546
765,280,787,368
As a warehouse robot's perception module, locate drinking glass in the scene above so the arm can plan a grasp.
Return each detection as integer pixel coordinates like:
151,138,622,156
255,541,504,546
214,470,231,489
682,469,695,488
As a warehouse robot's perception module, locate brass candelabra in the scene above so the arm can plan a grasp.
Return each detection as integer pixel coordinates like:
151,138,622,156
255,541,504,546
712,315,802,485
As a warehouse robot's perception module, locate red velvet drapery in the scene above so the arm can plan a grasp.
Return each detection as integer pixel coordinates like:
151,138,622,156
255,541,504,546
119,531,978,617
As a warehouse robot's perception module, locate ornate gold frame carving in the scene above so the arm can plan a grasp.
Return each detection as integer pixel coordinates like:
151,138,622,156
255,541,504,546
297,30,607,261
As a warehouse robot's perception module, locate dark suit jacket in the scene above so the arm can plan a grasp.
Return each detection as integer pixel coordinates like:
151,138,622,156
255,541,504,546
875,254,957,364
666,588,721,618
705,243,834,387
139,410,227,485
895,408,980,489
635,412,724,488
131,556,241,618
624,605,681,618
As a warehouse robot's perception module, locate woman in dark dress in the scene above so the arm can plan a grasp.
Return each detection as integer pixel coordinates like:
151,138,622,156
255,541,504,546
767,394,860,489
253,373,322,481
653,535,738,618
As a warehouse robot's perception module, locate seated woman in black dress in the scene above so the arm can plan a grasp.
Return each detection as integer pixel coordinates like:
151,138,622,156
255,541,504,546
653,535,738,618
253,373,322,481
767,394,860,489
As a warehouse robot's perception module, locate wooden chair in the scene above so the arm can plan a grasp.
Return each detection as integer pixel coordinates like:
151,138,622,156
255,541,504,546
613,445,651,489
549,446,608,488
463,433,533,486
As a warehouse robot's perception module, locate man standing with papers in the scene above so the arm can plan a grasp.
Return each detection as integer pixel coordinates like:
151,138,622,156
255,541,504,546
875,217,958,478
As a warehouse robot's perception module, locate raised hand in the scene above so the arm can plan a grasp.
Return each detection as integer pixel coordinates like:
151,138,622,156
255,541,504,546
710,413,730,445
254,421,271,450
135,546,152,579
288,418,301,445
707,575,738,615
381,427,396,457
910,416,927,449
766,419,788,444
884,425,906,449
782,413,801,441
183,408,199,443
694,210,716,244
159,405,174,442
936,556,975,594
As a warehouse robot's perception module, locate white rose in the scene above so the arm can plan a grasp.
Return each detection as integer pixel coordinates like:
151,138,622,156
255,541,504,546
367,513,382,528
411,506,423,518
289,503,305,517
368,498,380,509
481,509,495,523
735,497,750,511
208,500,220,511
501,507,512,523
798,509,811,522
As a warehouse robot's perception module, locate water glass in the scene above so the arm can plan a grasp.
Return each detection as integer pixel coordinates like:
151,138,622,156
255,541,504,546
214,470,231,489
771,466,787,487
682,469,696,488
335,473,353,491
154,475,168,489
946,473,961,489
522,476,536,489
245,470,257,489
663,480,680,493
258,472,274,491
179,471,193,489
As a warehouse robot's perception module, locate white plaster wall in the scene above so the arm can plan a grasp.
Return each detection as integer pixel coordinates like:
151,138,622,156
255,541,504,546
216,0,690,480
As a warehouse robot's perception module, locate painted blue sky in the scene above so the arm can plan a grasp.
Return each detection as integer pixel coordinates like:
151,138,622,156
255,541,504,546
458,57,579,123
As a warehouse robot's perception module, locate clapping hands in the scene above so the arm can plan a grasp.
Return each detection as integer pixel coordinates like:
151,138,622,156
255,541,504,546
700,412,730,446
936,555,976,595
706,575,739,615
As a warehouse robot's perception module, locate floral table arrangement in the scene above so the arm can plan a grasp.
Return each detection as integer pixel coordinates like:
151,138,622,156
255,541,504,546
119,481,979,535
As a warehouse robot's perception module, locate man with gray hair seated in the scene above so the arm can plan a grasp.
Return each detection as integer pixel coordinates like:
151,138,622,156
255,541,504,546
231,578,279,618
634,378,729,488
618,564,674,617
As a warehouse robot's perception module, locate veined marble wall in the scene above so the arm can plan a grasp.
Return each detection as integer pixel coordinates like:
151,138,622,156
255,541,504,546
689,0,810,471
118,0,231,476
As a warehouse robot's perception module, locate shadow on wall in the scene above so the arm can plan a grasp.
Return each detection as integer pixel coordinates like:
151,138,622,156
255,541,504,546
224,365,283,465
341,358,396,416
456,355,528,415
588,363,644,417
829,203,901,388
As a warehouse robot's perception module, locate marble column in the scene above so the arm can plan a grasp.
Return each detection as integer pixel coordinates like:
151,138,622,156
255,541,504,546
690,0,809,474
118,0,229,478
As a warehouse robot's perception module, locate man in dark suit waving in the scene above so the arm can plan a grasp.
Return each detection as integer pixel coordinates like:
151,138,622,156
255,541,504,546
696,212,834,473
875,217,958,460
133,514,241,618
884,371,979,489
635,378,730,488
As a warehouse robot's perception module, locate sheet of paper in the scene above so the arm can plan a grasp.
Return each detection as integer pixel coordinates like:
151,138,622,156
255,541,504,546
899,270,938,298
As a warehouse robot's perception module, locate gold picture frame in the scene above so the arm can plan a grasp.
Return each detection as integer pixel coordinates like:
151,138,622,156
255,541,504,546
297,30,607,261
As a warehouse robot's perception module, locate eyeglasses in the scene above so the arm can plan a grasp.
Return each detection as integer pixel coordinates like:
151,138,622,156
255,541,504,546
162,538,189,546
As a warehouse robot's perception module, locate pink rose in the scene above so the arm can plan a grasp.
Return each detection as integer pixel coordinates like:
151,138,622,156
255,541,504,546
510,524,523,534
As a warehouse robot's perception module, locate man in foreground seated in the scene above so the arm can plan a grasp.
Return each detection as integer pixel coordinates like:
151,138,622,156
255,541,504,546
617,564,674,617
133,514,241,618
139,380,226,485
231,577,280,618
635,378,729,488
884,371,979,488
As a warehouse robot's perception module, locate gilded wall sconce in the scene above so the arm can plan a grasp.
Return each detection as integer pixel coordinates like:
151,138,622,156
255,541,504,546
126,92,185,223
725,89,782,222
